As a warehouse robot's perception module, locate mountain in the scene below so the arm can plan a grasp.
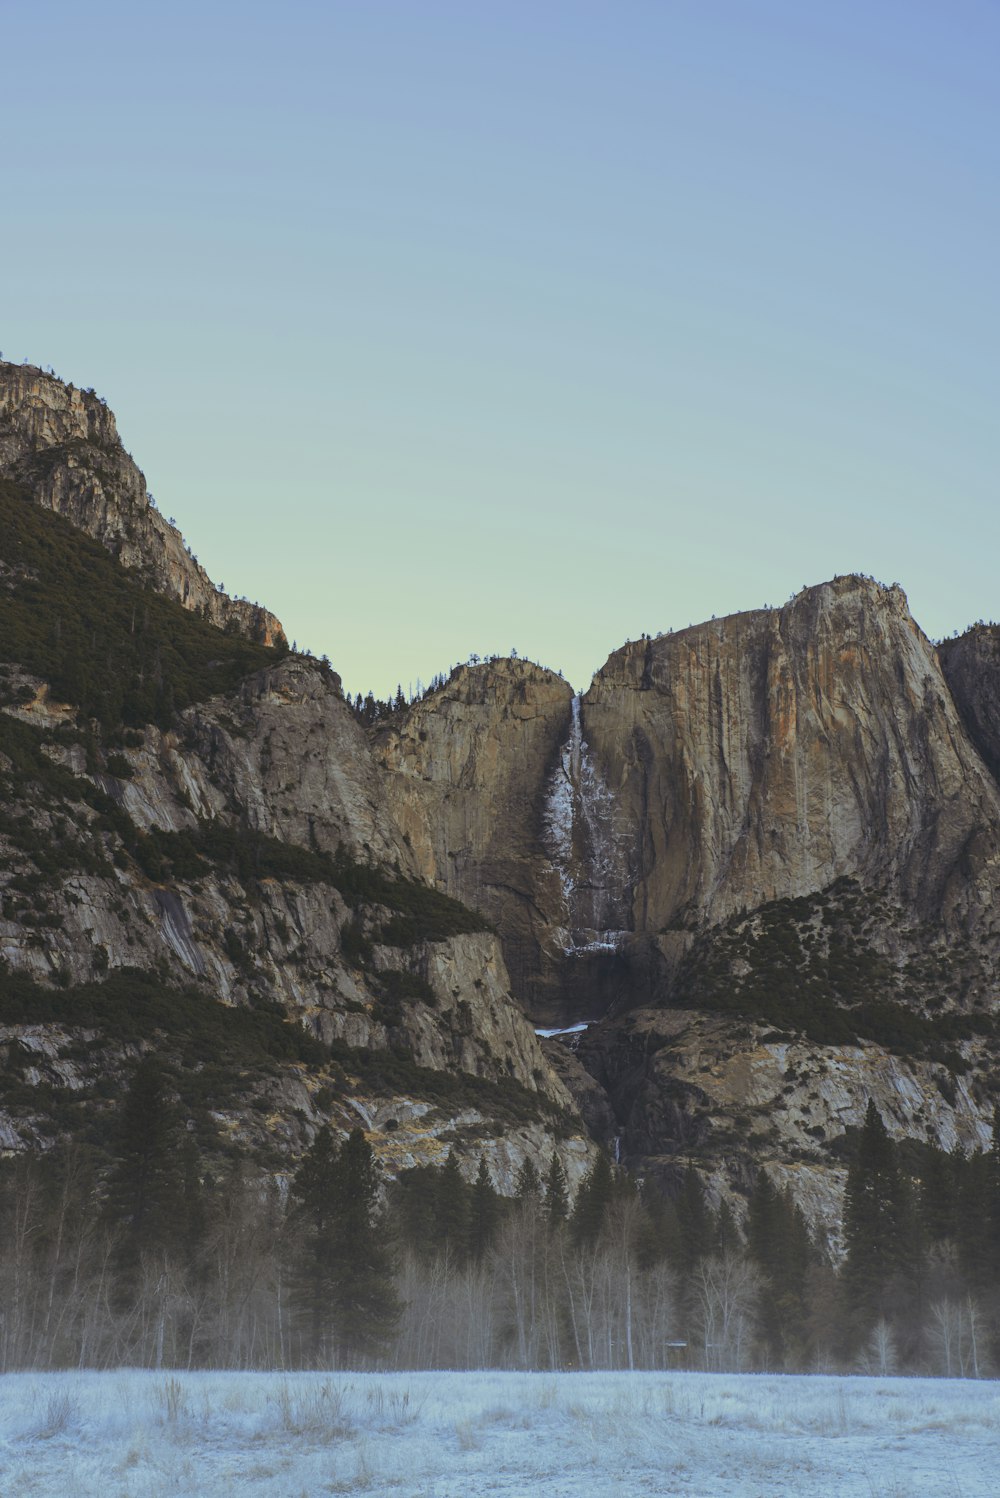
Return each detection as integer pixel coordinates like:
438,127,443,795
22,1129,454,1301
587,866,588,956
0,362,590,1193
2,359,1000,1244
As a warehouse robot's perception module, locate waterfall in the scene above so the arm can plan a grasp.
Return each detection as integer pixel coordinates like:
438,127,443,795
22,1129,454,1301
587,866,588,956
543,694,626,950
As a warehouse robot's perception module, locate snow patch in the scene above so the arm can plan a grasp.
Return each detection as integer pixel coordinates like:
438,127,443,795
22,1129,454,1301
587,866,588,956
542,695,627,945
534,1021,591,1039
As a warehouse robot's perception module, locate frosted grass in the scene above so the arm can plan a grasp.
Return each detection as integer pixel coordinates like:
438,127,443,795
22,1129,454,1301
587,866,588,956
0,1369,996,1496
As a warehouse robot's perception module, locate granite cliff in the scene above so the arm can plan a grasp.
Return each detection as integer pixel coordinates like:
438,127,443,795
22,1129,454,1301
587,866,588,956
0,363,283,646
368,582,1000,1236
3,359,1000,1239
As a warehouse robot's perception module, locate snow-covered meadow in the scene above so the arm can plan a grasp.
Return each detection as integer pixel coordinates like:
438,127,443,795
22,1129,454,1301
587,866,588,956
1,1369,996,1497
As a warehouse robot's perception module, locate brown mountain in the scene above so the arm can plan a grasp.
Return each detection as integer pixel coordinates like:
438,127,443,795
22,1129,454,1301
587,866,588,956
2,358,999,1239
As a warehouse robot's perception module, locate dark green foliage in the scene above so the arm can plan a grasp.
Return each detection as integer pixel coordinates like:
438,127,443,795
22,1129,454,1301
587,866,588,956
674,878,993,1063
667,1165,714,1274
290,1126,400,1362
103,1057,183,1263
955,1149,997,1291
340,919,373,966
372,969,436,1028
0,714,119,880
746,1170,816,1367
712,1198,742,1256
0,968,326,1150
325,1036,575,1132
0,965,324,1071
0,479,281,728
918,1143,958,1246
130,818,490,944
288,1124,342,1356
515,1156,543,1202
544,1153,570,1231
436,1151,470,1257
392,1165,443,1258
571,1152,614,1247
469,1155,501,1259
841,1101,919,1346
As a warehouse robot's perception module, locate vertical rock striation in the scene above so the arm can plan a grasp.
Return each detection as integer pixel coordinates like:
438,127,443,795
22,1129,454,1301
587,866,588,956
581,577,1000,953
376,659,574,1010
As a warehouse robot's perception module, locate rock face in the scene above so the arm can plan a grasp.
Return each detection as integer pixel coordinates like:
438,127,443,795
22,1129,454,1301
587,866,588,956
0,653,582,1177
0,363,593,1187
0,362,284,646
376,660,576,1013
939,624,1000,788
581,577,1000,949
5,360,1000,1232
567,1004,992,1252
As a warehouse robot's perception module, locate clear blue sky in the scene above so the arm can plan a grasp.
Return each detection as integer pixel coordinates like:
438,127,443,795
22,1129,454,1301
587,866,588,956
4,1,998,696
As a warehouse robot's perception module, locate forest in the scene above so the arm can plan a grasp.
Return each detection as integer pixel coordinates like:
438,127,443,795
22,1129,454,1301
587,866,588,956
1,1063,998,1380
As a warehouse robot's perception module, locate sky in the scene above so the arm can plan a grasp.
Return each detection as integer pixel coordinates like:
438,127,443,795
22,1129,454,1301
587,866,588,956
3,1,998,698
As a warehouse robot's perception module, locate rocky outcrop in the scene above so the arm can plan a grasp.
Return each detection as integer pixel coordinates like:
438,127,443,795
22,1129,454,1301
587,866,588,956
0,362,284,645
0,651,589,1181
557,1003,993,1252
376,660,575,1011
6,357,1000,1232
581,577,1000,956
939,624,1000,787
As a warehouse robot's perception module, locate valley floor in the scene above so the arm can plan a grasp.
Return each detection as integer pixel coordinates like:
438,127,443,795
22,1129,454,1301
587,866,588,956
0,1368,996,1497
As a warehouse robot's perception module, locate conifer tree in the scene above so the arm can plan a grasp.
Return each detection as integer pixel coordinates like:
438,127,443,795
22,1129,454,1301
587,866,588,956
515,1156,543,1204
841,1101,912,1346
544,1154,570,1232
669,1165,713,1274
571,1152,614,1246
955,1149,995,1291
290,1126,399,1364
469,1155,500,1260
289,1124,341,1357
989,1106,1000,1284
436,1151,470,1260
329,1128,400,1362
712,1198,742,1257
918,1142,957,1246
104,1056,183,1264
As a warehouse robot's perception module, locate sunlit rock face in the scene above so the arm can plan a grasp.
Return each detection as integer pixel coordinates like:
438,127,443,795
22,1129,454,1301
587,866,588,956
6,358,1000,1229
370,579,1000,1220
0,362,284,645
376,658,577,1015
581,576,1000,950
378,579,1000,1027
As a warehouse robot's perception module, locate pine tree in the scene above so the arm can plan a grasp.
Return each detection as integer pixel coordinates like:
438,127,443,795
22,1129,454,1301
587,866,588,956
329,1128,400,1362
841,1101,912,1347
515,1156,543,1204
436,1151,470,1259
918,1142,957,1246
289,1124,341,1358
989,1107,1000,1289
469,1155,500,1260
571,1152,613,1246
955,1149,995,1292
747,1169,781,1269
712,1198,742,1257
104,1056,183,1264
544,1154,570,1232
670,1165,713,1274
392,1165,438,1259
290,1126,400,1364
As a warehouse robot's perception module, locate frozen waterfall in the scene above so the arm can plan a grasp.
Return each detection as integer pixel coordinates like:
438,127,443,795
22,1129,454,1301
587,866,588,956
542,694,627,950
